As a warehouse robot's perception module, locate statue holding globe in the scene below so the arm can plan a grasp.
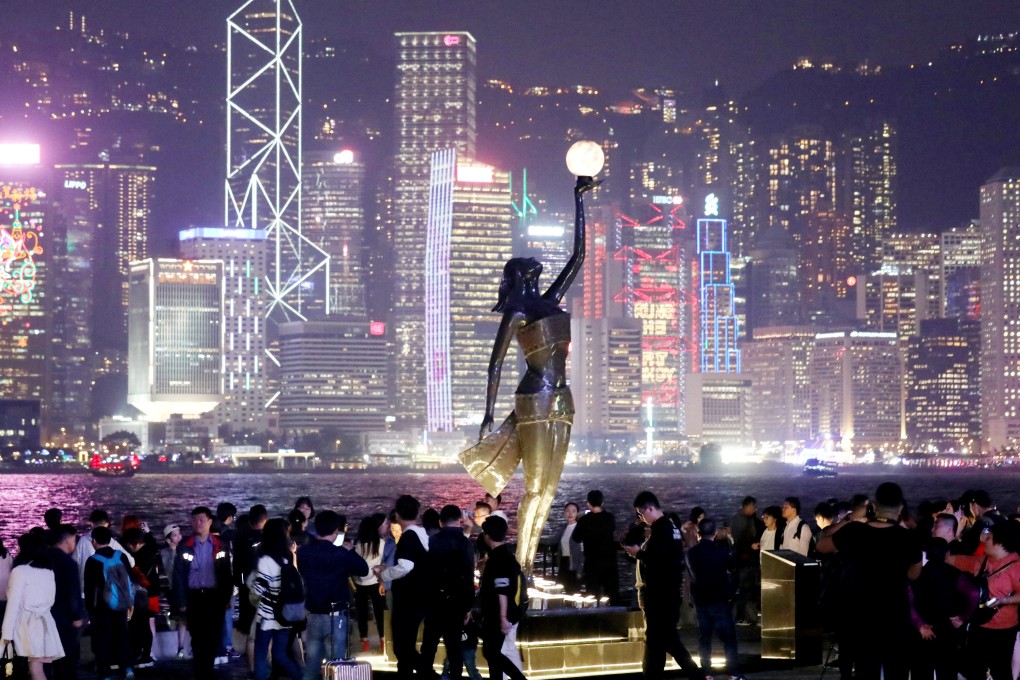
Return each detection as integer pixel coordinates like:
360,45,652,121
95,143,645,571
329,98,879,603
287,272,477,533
459,141,604,573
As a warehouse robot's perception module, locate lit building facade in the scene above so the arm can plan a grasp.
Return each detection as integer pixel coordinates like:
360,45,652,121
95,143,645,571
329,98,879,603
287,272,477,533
614,195,693,437
684,373,754,447
179,228,269,432
53,162,155,365
842,120,897,272
277,320,389,434
392,32,477,425
0,148,49,433
747,225,801,335
856,268,932,340
226,0,326,322
425,151,513,431
743,326,816,446
697,194,741,372
569,317,643,450
811,330,902,449
980,168,1020,450
302,149,367,318
941,222,981,319
127,259,223,421
766,126,837,246
905,318,980,451
878,232,941,324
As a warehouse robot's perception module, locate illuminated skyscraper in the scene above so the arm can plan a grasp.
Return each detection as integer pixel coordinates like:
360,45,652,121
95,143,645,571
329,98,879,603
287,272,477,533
614,194,693,438
392,31,477,425
743,326,816,446
52,162,155,365
226,0,326,323
766,126,837,245
980,168,1020,450
811,330,901,449
940,223,981,319
127,259,223,422
697,194,740,373
278,320,389,434
878,232,941,323
905,318,980,451
855,268,932,340
303,149,367,318
0,146,49,432
179,228,269,433
747,225,801,334
842,120,897,272
424,151,513,431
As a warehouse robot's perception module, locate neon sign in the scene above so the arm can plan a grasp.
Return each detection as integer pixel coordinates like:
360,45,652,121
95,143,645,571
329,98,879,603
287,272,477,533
63,179,87,190
370,321,386,336
443,35,460,46
0,183,44,314
704,193,719,217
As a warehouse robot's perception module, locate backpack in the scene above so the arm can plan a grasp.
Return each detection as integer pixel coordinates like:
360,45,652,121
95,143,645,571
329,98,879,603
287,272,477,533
273,557,306,627
792,519,819,556
965,557,1018,626
92,551,135,611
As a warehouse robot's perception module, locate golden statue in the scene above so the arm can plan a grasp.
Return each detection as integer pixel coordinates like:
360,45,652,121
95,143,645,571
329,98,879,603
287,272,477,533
460,173,599,573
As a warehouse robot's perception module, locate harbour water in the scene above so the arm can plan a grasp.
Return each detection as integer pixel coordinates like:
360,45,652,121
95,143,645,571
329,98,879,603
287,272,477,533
2,466,1018,545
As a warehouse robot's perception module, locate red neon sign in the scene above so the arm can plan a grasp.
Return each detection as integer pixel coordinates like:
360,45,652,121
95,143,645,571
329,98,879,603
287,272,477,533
370,321,386,336
443,35,460,46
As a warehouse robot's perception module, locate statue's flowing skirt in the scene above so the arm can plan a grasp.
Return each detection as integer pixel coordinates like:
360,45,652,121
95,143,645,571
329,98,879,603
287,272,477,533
459,388,573,572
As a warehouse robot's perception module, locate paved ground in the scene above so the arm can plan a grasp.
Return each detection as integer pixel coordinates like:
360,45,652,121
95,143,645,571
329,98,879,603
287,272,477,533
65,624,835,680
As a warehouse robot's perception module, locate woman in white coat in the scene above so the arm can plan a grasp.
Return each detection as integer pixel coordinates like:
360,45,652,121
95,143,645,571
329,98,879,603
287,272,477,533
1,534,64,680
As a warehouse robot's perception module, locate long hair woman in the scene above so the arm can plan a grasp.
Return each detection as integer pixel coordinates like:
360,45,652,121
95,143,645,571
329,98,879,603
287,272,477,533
352,514,388,653
1,533,63,680
250,518,302,680
460,175,598,573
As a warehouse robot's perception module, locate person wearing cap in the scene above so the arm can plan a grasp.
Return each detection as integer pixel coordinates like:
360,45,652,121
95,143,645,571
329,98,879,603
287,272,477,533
159,524,190,661
478,515,526,680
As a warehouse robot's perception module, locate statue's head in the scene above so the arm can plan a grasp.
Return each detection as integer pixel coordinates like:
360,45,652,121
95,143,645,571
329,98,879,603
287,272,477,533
493,257,542,312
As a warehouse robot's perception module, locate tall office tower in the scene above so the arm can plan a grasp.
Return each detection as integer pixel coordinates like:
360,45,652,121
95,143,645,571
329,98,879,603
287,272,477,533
127,259,223,422
303,149,367,318
799,209,853,318
0,145,50,432
811,330,901,449
278,320,389,435
842,120,897,272
226,1,325,323
855,268,932,340
614,195,693,439
574,202,618,320
766,126,837,246
53,162,155,366
179,228,269,433
518,223,569,280
697,194,741,373
747,225,801,334
905,318,980,451
980,168,1020,450
424,152,513,431
878,232,941,323
694,92,760,257
743,327,816,446
940,223,981,319
569,317,643,452
391,31,477,425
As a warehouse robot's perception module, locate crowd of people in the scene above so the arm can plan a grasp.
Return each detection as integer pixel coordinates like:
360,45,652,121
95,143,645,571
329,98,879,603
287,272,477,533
0,482,1019,680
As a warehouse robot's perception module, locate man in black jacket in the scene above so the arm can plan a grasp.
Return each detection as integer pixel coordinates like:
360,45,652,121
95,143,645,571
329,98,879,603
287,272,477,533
687,519,741,679
48,524,87,680
297,510,369,680
571,490,619,603
375,495,431,680
624,491,706,680
421,505,476,680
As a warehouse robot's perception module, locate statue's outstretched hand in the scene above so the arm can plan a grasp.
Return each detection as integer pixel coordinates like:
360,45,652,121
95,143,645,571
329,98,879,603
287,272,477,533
479,413,494,442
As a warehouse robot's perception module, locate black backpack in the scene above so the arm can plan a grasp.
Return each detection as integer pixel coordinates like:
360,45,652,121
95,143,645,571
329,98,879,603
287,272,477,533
273,558,307,628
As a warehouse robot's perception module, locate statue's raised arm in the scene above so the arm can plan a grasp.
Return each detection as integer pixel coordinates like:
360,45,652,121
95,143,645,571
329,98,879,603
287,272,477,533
542,176,600,305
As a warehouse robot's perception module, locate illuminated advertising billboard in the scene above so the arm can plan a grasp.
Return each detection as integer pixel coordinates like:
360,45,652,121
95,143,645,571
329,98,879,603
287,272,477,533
0,183,44,314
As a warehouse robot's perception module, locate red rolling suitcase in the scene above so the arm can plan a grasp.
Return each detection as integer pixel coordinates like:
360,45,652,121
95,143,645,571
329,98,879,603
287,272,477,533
321,604,372,680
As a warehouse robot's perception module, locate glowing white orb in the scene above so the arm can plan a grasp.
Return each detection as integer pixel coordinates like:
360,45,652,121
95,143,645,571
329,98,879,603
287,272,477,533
333,149,355,164
565,141,604,177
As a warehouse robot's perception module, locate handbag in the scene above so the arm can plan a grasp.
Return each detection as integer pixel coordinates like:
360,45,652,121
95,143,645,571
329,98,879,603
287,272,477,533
3,641,14,678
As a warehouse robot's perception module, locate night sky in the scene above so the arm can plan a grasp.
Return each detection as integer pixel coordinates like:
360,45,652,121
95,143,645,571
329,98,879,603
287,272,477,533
12,1,1020,95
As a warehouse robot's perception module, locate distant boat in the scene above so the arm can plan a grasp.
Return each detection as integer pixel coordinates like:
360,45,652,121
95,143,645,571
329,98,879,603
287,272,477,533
89,454,140,478
803,458,838,478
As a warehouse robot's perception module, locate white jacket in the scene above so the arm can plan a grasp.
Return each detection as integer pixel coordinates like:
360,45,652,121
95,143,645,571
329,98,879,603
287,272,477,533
1,565,64,660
